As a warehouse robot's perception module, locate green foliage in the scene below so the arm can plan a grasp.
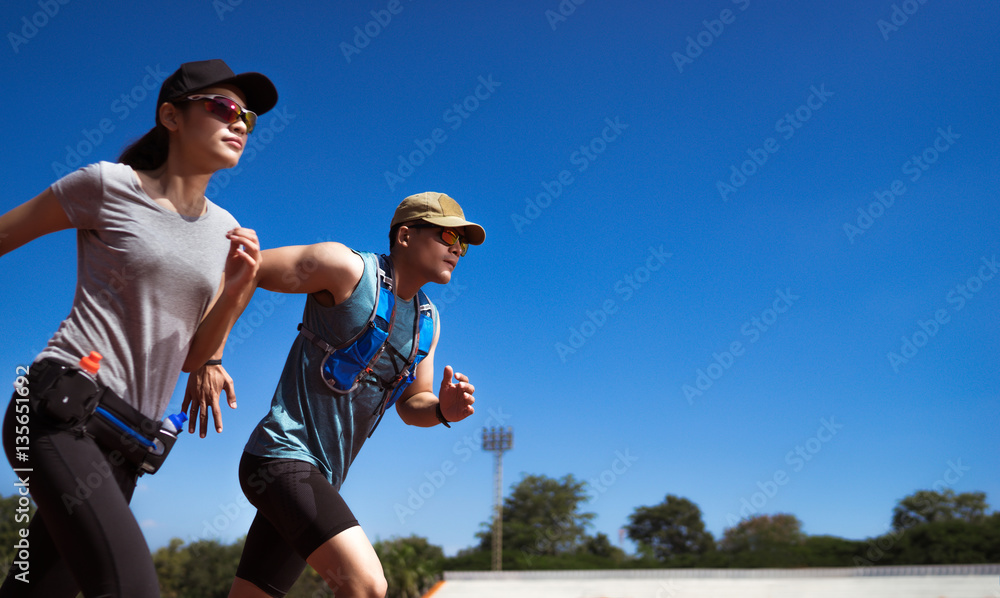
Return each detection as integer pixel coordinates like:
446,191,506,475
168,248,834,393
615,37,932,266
580,532,627,563
855,513,1000,567
717,514,806,568
891,489,989,531
154,536,244,598
445,548,636,572
625,494,714,566
794,535,866,567
374,535,444,598
0,483,993,593
720,514,803,552
476,473,595,561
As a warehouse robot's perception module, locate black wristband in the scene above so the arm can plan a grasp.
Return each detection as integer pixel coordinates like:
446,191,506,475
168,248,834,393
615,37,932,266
435,403,451,428
204,359,223,366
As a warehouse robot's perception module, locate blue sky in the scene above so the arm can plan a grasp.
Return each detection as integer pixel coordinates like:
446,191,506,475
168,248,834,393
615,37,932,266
1,0,998,559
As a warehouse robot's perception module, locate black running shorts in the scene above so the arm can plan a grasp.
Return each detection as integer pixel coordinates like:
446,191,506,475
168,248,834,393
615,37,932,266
235,452,359,596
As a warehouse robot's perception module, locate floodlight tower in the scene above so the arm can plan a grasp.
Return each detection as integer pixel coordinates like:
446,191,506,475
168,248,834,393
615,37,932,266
482,426,513,571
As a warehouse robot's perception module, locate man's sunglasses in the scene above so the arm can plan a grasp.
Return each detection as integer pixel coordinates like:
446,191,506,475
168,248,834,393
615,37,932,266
180,94,258,134
408,223,469,256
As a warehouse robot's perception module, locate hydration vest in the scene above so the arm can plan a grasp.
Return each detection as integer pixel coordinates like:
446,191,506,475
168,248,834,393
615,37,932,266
297,254,435,437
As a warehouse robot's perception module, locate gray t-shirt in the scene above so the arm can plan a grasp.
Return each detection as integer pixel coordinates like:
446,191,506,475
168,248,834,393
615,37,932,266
38,161,239,419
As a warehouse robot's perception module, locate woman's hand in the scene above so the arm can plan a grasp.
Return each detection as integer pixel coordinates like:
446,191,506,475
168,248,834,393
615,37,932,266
181,363,237,437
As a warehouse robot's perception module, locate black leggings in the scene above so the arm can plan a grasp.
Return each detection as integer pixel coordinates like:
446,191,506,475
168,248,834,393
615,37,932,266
0,394,159,598
235,453,359,597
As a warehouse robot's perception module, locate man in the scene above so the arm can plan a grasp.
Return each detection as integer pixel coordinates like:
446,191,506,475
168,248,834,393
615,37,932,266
190,192,484,598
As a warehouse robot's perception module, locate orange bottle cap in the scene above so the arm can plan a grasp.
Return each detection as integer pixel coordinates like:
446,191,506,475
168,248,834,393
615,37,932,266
79,351,103,375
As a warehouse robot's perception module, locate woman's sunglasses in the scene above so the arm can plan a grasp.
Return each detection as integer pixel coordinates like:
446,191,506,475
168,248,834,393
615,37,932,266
409,223,469,256
181,94,258,134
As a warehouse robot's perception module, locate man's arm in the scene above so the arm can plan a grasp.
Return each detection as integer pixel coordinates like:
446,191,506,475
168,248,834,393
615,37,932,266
184,241,362,371
395,318,476,427
180,242,364,434
257,242,364,303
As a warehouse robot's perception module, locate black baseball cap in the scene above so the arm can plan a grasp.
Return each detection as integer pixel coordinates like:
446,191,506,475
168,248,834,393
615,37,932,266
156,59,278,122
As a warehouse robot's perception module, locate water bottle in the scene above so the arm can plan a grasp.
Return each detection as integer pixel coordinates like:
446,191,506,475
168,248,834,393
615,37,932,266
162,412,188,435
142,412,188,474
150,412,188,456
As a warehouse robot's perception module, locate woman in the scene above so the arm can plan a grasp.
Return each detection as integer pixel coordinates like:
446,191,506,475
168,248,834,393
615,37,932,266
202,192,483,597
0,59,277,597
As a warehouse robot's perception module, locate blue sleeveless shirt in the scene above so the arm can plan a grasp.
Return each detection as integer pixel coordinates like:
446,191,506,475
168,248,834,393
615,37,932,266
244,251,436,488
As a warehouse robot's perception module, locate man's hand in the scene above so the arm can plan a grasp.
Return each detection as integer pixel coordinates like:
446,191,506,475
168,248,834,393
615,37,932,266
181,364,237,437
438,365,475,423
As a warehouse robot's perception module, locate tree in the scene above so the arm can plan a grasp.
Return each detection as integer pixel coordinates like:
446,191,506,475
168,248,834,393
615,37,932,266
153,538,190,598
888,513,1000,565
719,514,804,567
892,489,989,532
720,513,803,551
154,536,243,598
796,535,865,567
625,495,714,566
579,532,626,562
374,535,444,598
476,474,595,562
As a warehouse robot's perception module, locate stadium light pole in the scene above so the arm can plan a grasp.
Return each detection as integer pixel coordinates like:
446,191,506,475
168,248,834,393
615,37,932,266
482,426,513,571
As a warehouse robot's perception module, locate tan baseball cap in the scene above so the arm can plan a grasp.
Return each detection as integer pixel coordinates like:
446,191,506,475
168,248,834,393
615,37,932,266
390,192,485,245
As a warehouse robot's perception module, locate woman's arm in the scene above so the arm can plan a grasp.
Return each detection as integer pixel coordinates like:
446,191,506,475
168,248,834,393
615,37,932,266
180,241,367,429
182,227,261,371
0,188,73,257
185,241,362,367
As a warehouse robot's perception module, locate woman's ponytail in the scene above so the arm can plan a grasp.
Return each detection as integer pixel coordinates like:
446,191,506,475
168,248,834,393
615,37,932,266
118,124,170,170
